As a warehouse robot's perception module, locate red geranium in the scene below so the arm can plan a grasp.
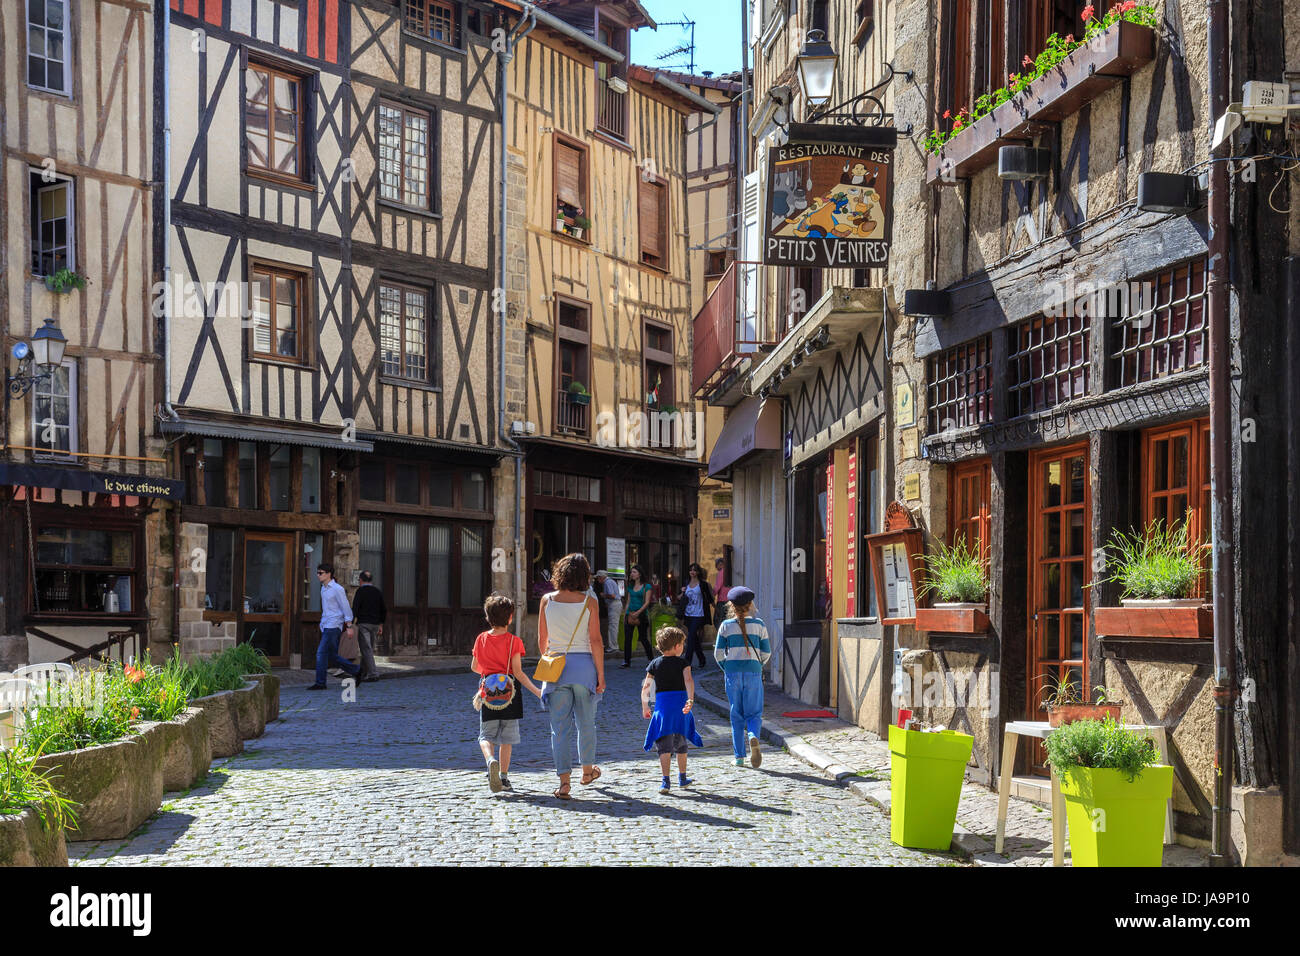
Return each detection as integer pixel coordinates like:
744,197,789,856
943,109,951,119
1081,4,1095,21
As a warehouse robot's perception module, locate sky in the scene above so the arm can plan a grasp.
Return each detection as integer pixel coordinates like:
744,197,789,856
630,0,745,77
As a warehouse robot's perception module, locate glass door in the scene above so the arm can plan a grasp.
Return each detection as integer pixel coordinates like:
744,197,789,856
242,532,293,667
1028,444,1090,772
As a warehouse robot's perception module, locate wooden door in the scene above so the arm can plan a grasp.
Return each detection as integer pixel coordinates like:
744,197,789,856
1027,444,1090,771
241,532,293,667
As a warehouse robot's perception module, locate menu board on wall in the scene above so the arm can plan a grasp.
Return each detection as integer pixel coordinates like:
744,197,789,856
880,542,915,620
845,448,858,617
864,521,924,626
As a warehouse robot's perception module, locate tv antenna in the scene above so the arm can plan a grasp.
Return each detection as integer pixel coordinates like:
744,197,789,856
654,15,696,76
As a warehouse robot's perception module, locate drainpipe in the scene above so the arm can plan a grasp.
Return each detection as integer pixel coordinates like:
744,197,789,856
498,7,536,616
162,2,178,423
1206,0,1236,866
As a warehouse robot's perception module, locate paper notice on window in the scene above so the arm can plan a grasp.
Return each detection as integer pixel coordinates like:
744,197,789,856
881,542,915,619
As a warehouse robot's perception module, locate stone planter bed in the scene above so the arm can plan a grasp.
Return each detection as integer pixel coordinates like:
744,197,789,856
244,672,281,723
0,808,68,866
154,706,212,792
32,727,165,842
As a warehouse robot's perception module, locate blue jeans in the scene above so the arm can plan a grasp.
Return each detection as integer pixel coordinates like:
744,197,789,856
724,670,764,759
316,627,361,685
547,683,599,775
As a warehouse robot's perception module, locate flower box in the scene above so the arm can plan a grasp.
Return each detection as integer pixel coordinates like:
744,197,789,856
926,21,1155,185
914,603,990,634
1094,600,1212,639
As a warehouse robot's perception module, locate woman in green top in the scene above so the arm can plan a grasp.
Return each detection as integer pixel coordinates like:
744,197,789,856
620,564,656,667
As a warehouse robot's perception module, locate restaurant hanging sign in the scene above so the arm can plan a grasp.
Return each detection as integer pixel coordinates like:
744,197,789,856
764,125,894,269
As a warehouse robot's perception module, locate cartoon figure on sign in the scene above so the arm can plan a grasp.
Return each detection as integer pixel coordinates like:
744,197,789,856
775,155,886,242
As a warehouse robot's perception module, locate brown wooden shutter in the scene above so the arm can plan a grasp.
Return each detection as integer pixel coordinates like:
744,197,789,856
639,180,662,259
556,143,582,207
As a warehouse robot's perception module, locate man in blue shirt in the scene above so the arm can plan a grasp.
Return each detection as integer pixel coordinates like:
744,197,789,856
309,562,362,691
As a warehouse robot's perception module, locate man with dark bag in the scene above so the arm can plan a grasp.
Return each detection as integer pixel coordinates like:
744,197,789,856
351,570,386,683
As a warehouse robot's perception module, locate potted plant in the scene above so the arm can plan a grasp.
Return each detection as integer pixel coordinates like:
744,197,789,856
1093,520,1212,638
572,215,591,240
887,723,974,851
1039,675,1122,727
913,537,990,633
42,268,88,294
567,381,590,406
1044,716,1173,866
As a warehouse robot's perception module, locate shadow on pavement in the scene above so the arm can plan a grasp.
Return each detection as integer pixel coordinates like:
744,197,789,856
507,787,758,829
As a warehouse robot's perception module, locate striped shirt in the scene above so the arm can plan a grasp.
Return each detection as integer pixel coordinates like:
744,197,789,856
713,615,771,673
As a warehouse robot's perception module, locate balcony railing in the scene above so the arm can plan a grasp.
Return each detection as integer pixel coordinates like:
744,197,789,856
692,263,781,398
596,79,627,140
555,390,589,435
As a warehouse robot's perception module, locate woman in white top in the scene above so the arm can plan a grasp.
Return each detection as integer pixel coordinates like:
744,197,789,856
538,552,606,800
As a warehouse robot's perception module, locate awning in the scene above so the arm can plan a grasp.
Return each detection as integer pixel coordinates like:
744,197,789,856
161,417,374,452
0,462,184,500
707,396,782,478
360,432,515,462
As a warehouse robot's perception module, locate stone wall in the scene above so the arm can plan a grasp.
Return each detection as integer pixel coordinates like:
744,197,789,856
175,522,235,660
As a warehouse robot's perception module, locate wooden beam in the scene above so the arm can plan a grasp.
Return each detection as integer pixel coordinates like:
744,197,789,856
182,505,354,533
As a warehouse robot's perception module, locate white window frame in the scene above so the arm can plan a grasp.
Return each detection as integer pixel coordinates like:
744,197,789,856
32,358,78,461
31,171,76,277
27,0,72,97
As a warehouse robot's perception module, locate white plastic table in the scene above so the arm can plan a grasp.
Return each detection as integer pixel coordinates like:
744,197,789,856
995,719,1173,866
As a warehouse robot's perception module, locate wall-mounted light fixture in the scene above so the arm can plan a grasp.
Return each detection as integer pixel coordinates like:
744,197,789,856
6,318,67,399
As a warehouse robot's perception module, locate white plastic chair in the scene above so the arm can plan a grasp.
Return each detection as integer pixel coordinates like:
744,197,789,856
0,678,36,750
15,662,75,710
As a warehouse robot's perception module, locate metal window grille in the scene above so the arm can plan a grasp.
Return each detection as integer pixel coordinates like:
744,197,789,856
927,334,993,433
1111,258,1208,387
1007,314,1090,417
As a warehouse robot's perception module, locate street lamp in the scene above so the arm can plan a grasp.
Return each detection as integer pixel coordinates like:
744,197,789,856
7,317,67,399
796,30,839,109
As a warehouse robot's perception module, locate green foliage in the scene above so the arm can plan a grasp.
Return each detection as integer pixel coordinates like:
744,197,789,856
19,672,138,754
224,642,271,676
43,268,88,292
106,659,188,723
1100,519,1204,600
1043,716,1160,781
924,3,1160,155
0,746,79,831
177,649,248,700
916,536,988,603
1038,673,1120,710
574,215,592,230
568,381,589,395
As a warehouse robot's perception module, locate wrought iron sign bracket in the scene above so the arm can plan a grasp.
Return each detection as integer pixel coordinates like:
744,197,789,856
804,62,913,133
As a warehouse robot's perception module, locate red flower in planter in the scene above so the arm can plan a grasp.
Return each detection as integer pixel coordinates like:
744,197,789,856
1022,54,1033,67
124,664,146,684
1081,4,1095,21
130,706,141,720
943,109,951,119
1065,34,1074,43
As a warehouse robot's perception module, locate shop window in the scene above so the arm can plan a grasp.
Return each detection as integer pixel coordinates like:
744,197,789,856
32,359,77,459
1111,258,1208,388
791,458,831,621
429,469,455,508
461,471,487,511
250,261,308,363
27,1,70,95
460,526,485,608
379,281,432,383
203,439,227,508
533,469,601,503
377,102,433,211
405,0,462,48
395,463,421,504
245,59,307,183
554,137,589,237
301,447,321,512
360,460,387,501
950,458,992,568
638,177,668,269
205,528,235,612
927,335,993,433
269,445,292,511
359,517,385,591
33,526,135,615
1007,314,1090,418
428,523,452,607
30,171,74,276
393,520,418,606
238,442,257,508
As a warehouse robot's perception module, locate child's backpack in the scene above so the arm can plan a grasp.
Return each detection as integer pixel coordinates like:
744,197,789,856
477,672,516,711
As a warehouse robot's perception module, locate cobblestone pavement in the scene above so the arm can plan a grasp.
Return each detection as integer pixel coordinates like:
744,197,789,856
67,664,964,867
696,669,1208,867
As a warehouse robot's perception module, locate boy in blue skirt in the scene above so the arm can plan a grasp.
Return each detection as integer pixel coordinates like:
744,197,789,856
641,626,703,795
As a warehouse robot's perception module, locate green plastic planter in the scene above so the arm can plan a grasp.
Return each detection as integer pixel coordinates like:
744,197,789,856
888,725,974,850
1059,765,1174,867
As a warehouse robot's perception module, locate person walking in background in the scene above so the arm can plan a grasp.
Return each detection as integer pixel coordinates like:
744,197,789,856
678,563,714,670
620,565,655,668
351,570,385,683
641,626,701,795
712,557,730,630
538,554,606,800
714,586,771,767
471,594,541,793
310,563,362,691
593,569,622,654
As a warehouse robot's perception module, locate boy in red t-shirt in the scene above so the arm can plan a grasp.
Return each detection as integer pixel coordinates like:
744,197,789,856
471,595,541,793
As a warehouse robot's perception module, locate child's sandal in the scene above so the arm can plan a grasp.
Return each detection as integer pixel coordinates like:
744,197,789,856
580,766,602,785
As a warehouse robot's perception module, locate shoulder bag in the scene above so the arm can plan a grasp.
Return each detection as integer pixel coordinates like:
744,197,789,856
533,597,590,683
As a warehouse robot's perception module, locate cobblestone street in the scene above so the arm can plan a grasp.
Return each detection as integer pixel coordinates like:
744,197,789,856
67,664,963,867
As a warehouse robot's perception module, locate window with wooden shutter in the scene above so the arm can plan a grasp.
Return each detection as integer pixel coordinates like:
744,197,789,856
553,136,588,239
639,177,667,269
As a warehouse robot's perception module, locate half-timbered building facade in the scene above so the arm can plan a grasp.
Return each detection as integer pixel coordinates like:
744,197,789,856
1,0,172,671
498,0,714,637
